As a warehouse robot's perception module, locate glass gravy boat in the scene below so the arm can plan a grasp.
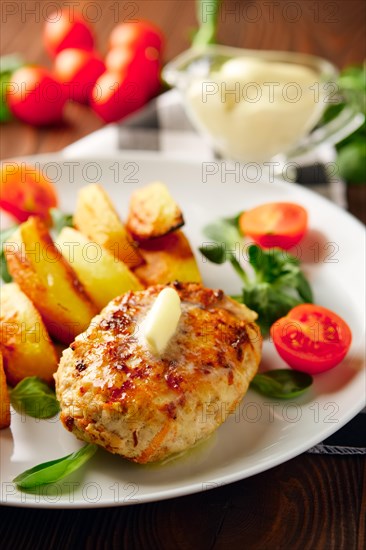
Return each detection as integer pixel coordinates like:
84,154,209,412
163,45,364,165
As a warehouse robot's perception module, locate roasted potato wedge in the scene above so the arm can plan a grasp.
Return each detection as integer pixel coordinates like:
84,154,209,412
73,184,143,268
126,182,184,240
0,283,58,385
133,231,202,286
0,353,11,429
4,217,97,344
56,227,143,310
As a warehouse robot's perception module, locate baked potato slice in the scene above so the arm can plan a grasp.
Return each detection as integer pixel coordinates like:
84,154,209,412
4,217,97,344
0,283,58,385
0,353,11,429
126,182,184,240
133,230,202,286
73,184,143,268
56,227,143,310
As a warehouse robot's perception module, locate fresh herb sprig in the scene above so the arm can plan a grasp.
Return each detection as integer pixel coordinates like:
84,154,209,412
199,215,313,334
13,444,97,489
11,376,60,419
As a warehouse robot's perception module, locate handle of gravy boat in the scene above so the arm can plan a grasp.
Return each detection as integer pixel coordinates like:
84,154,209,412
284,91,364,161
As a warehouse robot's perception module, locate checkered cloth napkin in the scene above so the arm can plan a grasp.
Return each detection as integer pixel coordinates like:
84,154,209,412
64,89,365,455
64,89,347,206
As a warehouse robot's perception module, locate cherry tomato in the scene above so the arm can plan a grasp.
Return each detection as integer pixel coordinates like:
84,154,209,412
239,202,308,250
44,10,94,57
0,163,58,223
90,71,147,123
109,20,164,55
7,66,66,126
54,48,105,104
105,47,161,100
270,304,352,374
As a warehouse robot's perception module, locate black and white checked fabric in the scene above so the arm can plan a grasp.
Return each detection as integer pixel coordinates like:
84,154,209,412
307,412,366,455
64,90,365,455
64,89,347,207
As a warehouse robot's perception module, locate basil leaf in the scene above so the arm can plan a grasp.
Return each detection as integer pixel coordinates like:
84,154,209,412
248,245,300,284
322,64,365,185
0,225,18,282
50,208,73,234
295,271,313,303
13,444,98,489
11,377,60,419
0,55,24,122
200,216,241,264
0,73,13,123
337,140,366,184
243,285,301,335
199,242,227,264
204,219,242,250
245,245,312,333
201,216,242,264
0,249,12,283
251,369,313,399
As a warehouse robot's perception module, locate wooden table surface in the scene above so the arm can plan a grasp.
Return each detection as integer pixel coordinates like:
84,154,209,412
1,2,365,548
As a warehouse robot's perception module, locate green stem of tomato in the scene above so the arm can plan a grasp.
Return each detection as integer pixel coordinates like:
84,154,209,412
193,0,221,46
230,255,249,286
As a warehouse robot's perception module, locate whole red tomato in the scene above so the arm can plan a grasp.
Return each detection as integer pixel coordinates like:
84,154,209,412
105,47,161,100
90,71,147,123
44,10,94,57
7,66,66,126
54,48,105,103
109,20,164,55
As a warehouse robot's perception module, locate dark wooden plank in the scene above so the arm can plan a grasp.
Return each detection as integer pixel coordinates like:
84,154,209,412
233,0,366,67
2,0,366,161
0,455,364,549
347,185,366,224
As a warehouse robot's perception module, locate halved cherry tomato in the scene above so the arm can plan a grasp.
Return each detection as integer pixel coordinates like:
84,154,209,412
239,202,308,250
0,163,58,223
270,304,352,374
44,10,94,57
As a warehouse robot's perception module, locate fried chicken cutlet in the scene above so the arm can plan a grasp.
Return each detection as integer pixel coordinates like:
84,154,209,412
55,283,262,463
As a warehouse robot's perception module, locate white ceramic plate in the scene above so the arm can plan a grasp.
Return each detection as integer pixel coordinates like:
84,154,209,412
1,153,365,509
